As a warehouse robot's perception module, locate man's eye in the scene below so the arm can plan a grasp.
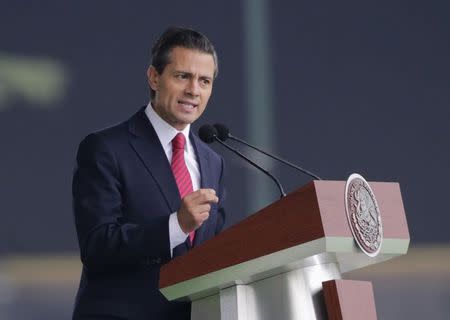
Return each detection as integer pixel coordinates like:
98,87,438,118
201,79,211,86
176,74,188,79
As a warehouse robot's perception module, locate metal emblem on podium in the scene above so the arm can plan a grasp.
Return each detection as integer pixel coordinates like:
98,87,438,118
345,174,383,257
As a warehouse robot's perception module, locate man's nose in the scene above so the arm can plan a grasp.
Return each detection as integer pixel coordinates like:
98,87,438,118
185,79,200,96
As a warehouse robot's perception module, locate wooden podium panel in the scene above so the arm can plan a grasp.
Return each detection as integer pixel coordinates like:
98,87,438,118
160,180,409,292
323,279,377,320
159,180,408,320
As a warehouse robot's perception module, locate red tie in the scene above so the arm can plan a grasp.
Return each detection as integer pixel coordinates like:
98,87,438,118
171,133,195,244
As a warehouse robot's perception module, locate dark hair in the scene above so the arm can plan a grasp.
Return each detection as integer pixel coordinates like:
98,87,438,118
149,27,219,98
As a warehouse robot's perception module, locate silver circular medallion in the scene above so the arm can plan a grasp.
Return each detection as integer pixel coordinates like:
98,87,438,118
345,173,383,257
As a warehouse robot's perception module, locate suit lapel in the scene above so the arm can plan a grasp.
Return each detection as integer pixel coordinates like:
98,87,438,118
190,132,212,247
128,108,213,247
128,108,180,213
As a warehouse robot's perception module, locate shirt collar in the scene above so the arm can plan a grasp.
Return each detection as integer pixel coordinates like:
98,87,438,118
144,102,191,150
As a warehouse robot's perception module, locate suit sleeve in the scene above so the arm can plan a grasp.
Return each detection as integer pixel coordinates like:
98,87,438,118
72,133,171,271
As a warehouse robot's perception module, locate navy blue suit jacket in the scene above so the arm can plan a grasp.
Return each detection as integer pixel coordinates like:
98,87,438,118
72,107,226,319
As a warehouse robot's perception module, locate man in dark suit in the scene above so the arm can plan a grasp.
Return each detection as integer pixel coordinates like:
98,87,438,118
72,27,226,319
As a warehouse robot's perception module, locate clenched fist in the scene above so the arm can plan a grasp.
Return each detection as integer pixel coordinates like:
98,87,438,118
177,189,219,234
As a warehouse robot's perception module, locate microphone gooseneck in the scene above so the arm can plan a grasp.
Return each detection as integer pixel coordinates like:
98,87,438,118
213,123,322,180
198,125,286,198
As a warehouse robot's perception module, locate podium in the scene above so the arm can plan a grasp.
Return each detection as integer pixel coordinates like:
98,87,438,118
159,180,409,319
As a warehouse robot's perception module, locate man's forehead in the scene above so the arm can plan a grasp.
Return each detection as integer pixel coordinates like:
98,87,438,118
168,46,213,59
167,47,216,75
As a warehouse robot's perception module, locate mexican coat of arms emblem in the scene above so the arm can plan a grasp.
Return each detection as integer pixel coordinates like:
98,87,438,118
345,174,383,257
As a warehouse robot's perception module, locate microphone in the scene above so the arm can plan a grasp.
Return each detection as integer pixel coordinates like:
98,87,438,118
213,123,321,180
198,125,286,198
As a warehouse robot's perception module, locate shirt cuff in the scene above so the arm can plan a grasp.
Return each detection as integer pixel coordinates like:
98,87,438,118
169,212,189,257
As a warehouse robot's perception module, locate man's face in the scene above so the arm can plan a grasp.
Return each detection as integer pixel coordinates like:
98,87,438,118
147,47,216,131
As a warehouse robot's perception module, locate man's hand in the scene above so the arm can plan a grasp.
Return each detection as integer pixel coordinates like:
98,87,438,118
177,189,219,234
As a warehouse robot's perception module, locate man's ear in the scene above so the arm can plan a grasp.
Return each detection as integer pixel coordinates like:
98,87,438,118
147,66,159,91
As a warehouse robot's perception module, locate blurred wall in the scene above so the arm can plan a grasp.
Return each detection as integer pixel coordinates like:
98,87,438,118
1,1,449,253
0,0,449,319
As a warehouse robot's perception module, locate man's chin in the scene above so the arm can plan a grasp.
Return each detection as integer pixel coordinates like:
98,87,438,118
171,118,197,130
178,114,200,125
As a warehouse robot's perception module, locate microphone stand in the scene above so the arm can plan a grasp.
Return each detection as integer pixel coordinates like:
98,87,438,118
214,137,287,198
227,134,322,180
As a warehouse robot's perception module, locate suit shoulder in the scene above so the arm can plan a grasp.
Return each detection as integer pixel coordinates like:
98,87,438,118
79,106,145,149
75,123,123,160
79,107,146,146
85,120,128,143
75,117,134,163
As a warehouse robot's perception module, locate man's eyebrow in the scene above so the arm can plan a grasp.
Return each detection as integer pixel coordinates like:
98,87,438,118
173,70,213,80
173,70,192,75
199,75,213,81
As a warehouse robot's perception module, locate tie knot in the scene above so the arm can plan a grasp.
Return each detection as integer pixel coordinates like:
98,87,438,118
172,133,186,150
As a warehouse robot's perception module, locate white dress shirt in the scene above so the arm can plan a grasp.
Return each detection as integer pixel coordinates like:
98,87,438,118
144,103,201,256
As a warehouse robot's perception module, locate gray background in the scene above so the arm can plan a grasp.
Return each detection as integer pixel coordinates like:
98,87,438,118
0,0,449,319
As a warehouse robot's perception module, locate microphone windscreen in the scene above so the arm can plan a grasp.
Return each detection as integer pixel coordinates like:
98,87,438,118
213,123,229,141
198,125,218,144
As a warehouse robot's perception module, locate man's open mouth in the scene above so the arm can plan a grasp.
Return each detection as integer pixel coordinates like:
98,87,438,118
178,100,198,109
